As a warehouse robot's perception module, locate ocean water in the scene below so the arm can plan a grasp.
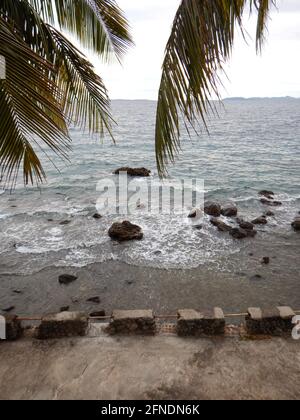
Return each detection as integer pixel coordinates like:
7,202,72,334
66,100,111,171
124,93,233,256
0,98,299,275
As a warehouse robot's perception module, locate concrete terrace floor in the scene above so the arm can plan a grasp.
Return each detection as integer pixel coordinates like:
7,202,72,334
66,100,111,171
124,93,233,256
0,325,300,400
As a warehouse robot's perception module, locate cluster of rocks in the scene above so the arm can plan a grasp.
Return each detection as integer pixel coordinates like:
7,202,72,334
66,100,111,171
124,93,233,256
107,310,156,335
259,190,282,207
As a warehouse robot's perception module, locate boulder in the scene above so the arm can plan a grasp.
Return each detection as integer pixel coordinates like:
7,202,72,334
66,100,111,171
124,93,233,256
259,190,274,199
260,198,282,206
204,201,221,217
59,274,78,285
239,221,254,230
252,216,267,225
108,221,143,241
291,217,300,231
210,218,232,232
221,203,238,217
87,296,101,304
113,167,151,177
264,210,275,217
229,228,248,239
92,213,102,219
262,257,270,265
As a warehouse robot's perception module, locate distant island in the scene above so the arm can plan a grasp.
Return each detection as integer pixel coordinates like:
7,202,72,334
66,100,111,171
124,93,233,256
223,96,299,101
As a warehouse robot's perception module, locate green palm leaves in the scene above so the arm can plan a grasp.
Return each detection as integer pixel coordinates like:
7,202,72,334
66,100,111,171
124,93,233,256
155,0,276,176
0,0,132,185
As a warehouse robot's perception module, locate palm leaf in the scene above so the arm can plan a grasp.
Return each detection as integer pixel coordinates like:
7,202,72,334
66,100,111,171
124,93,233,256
28,0,133,61
155,0,275,176
0,17,70,186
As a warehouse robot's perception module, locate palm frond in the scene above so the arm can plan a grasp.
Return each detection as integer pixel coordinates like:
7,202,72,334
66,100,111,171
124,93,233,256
0,17,70,186
50,26,114,136
155,0,275,176
28,0,133,61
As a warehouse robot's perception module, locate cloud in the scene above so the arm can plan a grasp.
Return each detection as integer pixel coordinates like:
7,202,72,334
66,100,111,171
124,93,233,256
93,0,300,99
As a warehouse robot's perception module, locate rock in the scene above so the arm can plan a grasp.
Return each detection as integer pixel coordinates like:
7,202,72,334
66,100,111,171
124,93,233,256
291,217,300,231
229,228,248,239
1,306,15,313
251,274,263,280
239,221,254,230
108,221,143,241
204,201,221,217
59,220,71,225
210,218,232,232
113,167,151,177
188,209,197,218
260,198,282,206
59,274,78,285
60,306,70,312
47,219,54,222
252,216,268,225
90,310,106,318
12,289,22,294
259,190,274,199
262,257,270,265
87,296,101,304
246,229,257,238
221,203,238,217
264,210,275,217
92,213,102,219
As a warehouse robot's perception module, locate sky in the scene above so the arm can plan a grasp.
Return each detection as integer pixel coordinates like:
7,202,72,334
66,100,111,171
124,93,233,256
94,0,300,100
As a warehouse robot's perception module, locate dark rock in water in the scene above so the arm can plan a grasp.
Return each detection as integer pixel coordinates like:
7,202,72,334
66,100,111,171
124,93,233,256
47,219,54,222
210,218,232,232
153,250,162,255
221,203,238,217
239,221,254,230
260,198,282,206
59,274,78,285
249,253,254,256
2,306,15,313
247,229,257,238
92,213,102,219
204,201,221,217
252,216,268,225
193,224,203,230
59,220,71,225
251,274,263,280
262,257,270,265
188,209,197,218
259,190,274,199
229,228,248,239
60,306,70,312
87,296,101,304
291,217,300,231
13,289,22,294
90,310,106,318
108,221,143,241
113,167,151,177
264,210,275,217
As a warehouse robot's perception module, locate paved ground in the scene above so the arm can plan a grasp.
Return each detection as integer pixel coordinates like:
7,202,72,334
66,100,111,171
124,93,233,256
0,327,300,400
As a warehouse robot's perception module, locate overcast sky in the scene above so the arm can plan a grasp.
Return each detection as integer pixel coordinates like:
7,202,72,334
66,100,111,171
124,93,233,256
95,0,300,100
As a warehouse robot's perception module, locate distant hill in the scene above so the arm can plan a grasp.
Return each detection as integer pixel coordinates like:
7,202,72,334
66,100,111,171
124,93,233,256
223,96,299,101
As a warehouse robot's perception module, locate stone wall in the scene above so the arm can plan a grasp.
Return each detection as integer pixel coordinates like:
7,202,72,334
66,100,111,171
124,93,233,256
0,306,298,341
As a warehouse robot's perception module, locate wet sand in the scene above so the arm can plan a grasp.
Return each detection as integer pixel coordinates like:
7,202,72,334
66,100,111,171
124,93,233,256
0,234,299,316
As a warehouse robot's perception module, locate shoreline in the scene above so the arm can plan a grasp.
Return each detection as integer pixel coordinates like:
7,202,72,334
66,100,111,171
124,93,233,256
1,235,299,316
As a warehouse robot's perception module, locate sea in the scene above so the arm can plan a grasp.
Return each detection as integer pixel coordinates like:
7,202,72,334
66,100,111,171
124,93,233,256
0,98,299,276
